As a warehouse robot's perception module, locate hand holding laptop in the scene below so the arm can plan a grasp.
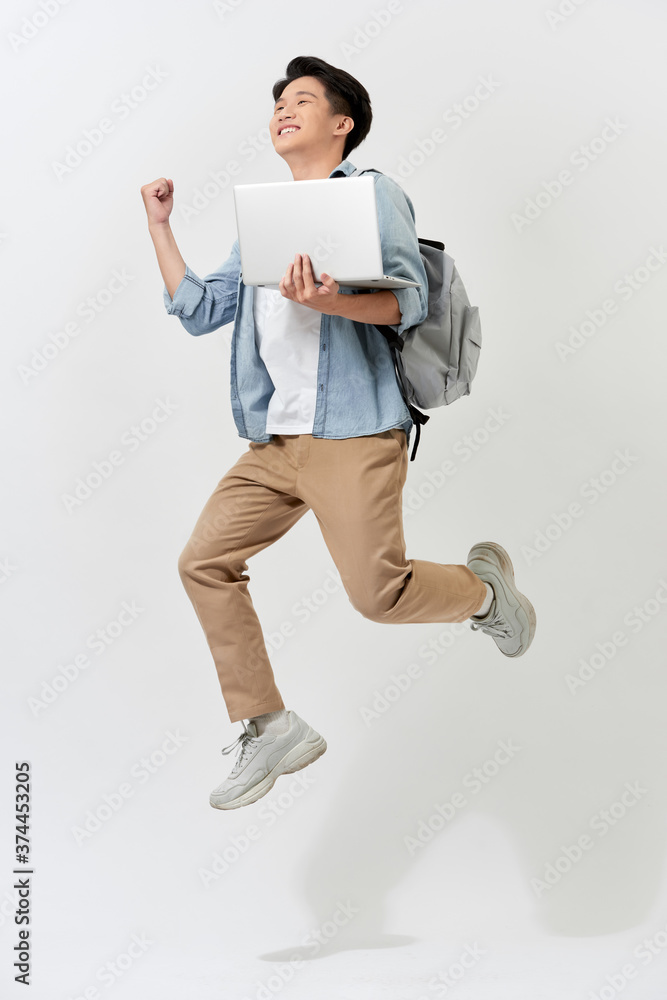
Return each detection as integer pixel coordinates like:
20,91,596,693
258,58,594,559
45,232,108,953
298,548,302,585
279,252,341,313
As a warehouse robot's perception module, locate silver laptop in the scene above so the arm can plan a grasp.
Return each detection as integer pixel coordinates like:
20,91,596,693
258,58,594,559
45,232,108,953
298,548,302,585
233,175,421,289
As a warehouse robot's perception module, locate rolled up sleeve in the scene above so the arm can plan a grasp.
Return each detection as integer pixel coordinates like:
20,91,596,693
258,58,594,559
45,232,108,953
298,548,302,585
163,238,241,336
374,174,428,336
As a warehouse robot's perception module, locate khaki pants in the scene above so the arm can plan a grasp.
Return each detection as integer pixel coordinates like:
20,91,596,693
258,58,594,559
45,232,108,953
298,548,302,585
178,429,487,722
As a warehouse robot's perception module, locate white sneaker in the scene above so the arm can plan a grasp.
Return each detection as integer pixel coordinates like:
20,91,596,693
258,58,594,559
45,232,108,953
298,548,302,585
210,710,327,811
467,540,537,657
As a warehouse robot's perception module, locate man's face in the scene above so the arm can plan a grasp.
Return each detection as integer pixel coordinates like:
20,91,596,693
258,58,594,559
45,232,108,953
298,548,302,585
270,75,352,157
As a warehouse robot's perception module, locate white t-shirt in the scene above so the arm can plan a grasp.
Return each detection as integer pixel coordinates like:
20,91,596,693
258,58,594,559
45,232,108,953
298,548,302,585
253,286,321,433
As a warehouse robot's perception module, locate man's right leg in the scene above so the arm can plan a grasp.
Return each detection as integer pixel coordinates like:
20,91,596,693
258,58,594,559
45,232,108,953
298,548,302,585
177,439,308,724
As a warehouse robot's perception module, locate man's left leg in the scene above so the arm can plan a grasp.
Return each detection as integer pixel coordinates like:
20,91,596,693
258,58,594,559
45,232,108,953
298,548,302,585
300,428,535,655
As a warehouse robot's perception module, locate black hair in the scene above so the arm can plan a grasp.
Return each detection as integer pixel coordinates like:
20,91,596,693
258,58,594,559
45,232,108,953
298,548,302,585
272,55,372,160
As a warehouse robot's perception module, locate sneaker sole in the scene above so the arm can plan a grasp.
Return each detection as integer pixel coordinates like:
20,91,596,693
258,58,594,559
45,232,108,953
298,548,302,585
468,541,536,657
209,732,327,811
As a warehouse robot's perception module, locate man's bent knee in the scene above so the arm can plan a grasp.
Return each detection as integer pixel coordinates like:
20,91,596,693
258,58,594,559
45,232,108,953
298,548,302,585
350,594,399,623
177,544,195,585
178,542,243,588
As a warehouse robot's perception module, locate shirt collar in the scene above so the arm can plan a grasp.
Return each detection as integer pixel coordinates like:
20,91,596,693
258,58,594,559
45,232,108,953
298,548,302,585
328,159,357,178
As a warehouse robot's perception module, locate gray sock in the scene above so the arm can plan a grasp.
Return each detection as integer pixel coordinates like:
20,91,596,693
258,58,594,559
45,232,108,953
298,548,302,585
251,708,290,736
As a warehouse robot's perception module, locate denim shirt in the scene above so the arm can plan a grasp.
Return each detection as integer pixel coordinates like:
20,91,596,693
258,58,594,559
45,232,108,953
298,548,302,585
163,158,428,449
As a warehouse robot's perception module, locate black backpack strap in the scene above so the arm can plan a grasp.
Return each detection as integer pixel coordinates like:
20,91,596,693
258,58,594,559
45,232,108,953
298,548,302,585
374,323,404,354
405,403,429,462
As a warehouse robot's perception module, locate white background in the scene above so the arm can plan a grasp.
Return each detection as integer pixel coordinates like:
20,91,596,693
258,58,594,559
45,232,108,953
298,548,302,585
3,0,667,997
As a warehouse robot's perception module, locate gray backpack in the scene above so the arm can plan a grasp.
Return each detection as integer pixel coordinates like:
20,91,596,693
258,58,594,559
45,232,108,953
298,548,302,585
350,167,482,461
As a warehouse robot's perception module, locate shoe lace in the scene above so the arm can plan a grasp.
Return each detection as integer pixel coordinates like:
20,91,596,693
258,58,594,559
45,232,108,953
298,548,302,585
470,605,513,639
221,725,261,774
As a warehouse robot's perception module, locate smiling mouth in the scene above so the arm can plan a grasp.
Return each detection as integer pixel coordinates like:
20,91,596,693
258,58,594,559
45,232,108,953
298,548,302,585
278,126,300,136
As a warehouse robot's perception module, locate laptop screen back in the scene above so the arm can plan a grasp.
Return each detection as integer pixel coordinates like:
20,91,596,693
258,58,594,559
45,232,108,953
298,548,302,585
233,175,385,286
